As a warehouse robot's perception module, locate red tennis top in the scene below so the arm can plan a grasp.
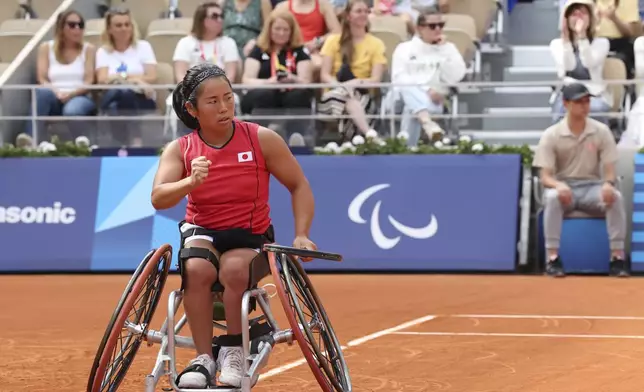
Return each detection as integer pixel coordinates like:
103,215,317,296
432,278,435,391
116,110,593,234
178,119,271,234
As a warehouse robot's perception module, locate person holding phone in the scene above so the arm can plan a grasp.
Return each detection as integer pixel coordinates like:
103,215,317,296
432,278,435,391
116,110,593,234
240,8,313,115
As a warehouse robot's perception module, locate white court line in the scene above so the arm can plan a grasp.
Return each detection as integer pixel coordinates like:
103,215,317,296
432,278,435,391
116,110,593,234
346,315,437,347
259,358,308,379
258,314,436,381
392,331,644,339
446,314,644,320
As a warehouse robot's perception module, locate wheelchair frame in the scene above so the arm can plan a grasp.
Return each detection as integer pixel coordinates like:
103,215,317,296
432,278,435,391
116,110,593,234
87,243,351,392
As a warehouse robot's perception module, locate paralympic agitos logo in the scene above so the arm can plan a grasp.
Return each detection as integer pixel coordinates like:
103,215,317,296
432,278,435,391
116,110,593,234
348,184,438,250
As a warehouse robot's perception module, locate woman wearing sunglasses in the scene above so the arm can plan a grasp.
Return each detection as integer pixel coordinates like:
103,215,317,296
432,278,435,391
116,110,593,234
173,2,240,84
390,6,466,146
24,9,97,141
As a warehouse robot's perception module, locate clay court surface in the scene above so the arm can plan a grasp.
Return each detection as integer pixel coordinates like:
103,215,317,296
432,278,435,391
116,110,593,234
2,274,644,392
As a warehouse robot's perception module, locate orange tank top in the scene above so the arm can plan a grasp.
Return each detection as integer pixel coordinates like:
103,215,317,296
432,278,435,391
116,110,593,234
288,0,326,43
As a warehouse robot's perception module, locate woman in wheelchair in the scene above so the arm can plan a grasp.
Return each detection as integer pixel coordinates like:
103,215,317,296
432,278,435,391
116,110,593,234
151,62,317,389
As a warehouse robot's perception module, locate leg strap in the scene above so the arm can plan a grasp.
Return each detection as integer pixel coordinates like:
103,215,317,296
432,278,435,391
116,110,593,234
175,364,214,387
179,247,220,270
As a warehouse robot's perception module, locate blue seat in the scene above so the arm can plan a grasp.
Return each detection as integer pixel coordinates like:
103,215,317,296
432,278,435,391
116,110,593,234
538,211,611,274
533,176,612,274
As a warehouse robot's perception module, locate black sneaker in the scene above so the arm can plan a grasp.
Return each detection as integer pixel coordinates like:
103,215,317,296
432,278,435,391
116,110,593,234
546,257,565,277
609,257,629,277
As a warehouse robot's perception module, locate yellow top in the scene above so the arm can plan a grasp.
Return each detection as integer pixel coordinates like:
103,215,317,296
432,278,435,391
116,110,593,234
320,33,388,79
594,0,640,39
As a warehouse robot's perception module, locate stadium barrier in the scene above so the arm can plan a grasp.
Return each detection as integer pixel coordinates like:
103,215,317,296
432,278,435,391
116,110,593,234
0,154,523,272
0,78,638,147
1,80,642,274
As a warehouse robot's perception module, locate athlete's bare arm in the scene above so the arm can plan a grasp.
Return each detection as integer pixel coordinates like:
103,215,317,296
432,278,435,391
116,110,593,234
258,127,314,238
151,140,197,210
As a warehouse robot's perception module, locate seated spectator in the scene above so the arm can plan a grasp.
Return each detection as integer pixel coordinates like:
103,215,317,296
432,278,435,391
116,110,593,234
318,0,387,141
371,0,449,35
241,9,313,114
550,0,612,125
618,34,644,146
222,0,273,58
26,10,96,140
173,2,239,83
533,83,628,278
273,0,340,73
391,6,466,145
595,0,640,78
172,1,241,134
95,7,158,146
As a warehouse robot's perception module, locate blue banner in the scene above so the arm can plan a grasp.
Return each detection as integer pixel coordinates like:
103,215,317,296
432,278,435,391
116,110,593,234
0,158,101,271
630,154,644,272
0,155,522,272
271,155,521,271
90,157,186,271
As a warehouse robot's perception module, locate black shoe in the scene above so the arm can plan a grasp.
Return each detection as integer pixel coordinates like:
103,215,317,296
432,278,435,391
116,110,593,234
546,257,565,277
609,257,629,277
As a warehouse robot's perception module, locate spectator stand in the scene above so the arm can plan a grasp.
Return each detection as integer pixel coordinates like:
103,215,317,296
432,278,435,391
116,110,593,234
0,0,72,145
88,0,509,148
376,0,505,142
0,0,520,150
165,0,506,146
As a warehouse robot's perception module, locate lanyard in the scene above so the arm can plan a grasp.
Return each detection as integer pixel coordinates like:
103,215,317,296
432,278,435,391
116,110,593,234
199,41,218,64
270,50,295,76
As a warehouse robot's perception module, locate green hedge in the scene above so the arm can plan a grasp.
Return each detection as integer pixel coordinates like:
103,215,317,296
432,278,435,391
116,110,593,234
1,134,535,166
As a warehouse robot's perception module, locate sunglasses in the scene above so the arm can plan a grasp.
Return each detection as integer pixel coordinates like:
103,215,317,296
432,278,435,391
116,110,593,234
419,21,445,29
108,7,131,16
207,12,223,20
66,20,85,29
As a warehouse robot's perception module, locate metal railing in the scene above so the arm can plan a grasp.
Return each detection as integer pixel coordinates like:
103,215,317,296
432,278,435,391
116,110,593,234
0,78,639,147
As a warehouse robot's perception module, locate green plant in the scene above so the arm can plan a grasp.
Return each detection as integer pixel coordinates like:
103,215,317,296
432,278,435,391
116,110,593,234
314,135,535,166
0,135,92,158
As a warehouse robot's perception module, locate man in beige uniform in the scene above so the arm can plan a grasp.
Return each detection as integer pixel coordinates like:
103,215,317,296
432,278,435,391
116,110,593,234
533,83,628,277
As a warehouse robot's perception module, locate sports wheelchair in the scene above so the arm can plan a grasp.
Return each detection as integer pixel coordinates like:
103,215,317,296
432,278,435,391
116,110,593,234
87,243,351,392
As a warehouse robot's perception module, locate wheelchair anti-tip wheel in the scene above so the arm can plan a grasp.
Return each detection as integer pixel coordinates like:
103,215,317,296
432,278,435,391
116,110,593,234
265,244,352,392
87,244,172,392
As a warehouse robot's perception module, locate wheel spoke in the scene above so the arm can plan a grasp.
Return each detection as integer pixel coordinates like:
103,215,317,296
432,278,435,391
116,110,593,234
88,247,172,392
275,253,349,391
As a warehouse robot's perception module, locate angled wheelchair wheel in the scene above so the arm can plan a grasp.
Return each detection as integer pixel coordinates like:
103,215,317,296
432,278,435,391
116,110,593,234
87,244,172,392
268,251,351,392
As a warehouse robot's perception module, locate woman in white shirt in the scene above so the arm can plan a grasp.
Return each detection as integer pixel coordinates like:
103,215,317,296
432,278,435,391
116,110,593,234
391,7,466,146
26,10,96,139
172,1,241,133
550,0,612,125
173,2,240,82
95,7,158,146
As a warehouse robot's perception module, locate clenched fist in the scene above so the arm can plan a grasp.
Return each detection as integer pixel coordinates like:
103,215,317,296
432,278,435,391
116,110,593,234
190,156,211,187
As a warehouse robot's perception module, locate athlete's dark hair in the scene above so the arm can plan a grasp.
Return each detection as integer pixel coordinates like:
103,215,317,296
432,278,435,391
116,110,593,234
172,63,232,130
